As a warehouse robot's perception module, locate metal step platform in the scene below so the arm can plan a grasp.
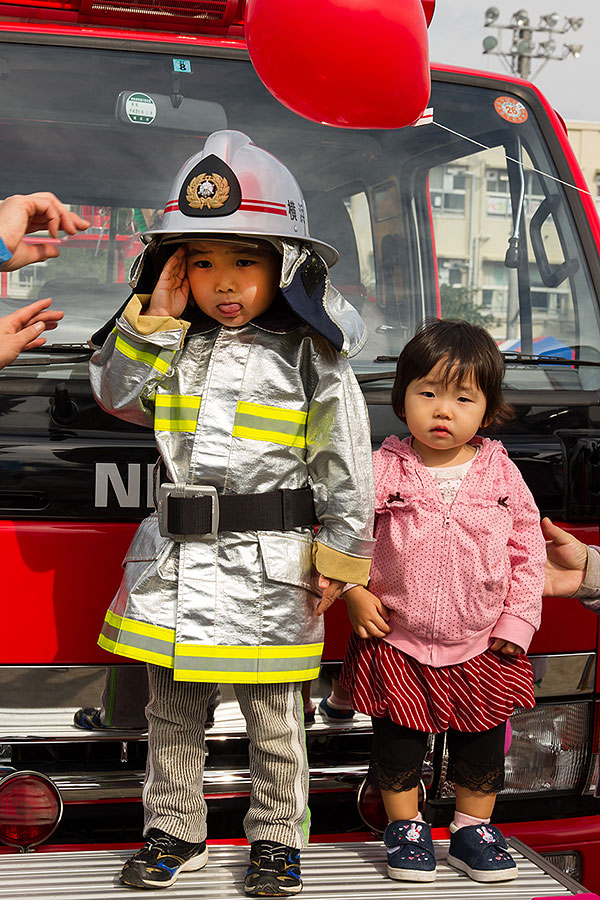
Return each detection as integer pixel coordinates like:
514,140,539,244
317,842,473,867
0,838,588,900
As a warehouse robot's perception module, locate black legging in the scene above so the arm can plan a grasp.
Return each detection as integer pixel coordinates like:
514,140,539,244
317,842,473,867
370,716,506,795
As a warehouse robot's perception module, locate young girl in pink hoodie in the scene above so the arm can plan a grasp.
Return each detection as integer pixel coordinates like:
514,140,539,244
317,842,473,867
340,319,545,884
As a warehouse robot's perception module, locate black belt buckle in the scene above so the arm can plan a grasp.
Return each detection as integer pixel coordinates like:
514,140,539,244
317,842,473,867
158,482,219,541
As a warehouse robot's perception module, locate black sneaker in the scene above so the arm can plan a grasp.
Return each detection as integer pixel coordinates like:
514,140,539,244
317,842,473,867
120,828,208,889
244,840,302,896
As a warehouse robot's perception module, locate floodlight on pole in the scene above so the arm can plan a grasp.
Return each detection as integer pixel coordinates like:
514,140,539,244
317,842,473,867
565,43,583,58
511,9,530,26
481,7,584,81
540,12,560,28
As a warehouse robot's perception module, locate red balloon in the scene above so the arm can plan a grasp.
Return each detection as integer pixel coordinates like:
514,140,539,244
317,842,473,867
245,0,431,130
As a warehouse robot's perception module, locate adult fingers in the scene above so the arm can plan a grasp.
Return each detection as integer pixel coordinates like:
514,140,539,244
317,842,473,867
540,516,572,545
2,242,60,271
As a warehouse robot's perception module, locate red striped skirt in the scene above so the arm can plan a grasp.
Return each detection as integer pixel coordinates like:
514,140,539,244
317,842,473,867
340,633,535,733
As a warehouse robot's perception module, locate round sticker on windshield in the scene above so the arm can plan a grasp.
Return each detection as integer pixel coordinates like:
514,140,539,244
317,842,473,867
494,96,528,124
125,92,156,125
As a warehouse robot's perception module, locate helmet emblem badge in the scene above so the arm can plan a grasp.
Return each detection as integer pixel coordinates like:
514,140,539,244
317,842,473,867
186,173,231,210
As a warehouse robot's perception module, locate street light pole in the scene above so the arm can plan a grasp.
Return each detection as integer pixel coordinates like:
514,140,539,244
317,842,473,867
482,7,584,80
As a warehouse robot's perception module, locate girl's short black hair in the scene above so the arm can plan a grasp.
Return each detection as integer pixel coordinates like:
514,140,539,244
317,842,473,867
391,318,513,426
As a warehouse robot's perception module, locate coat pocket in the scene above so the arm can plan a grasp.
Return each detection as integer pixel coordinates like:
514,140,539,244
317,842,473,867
258,531,316,591
122,515,170,594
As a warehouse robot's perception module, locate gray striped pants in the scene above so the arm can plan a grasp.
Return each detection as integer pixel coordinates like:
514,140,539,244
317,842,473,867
143,664,310,848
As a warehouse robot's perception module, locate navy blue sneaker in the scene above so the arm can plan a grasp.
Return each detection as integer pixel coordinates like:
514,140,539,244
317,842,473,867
447,823,518,882
384,820,436,882
318,696,355,722
120,828,208,888
245,841,302,895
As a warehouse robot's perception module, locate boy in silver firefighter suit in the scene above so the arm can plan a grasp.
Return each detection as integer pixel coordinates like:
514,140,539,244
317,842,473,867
89,130,375,896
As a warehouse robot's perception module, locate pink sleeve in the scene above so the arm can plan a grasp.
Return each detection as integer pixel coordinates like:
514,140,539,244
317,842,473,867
490,461,545,651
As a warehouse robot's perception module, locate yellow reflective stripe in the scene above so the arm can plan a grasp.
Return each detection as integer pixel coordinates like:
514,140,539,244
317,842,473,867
154,394,201,433
105,609,175,642
233,425,306,447
234,401,307,447
115,334,173,375
173,666,321,684
175,642,323,660
98,633,175,668
236,401,307,425
155,395,202,411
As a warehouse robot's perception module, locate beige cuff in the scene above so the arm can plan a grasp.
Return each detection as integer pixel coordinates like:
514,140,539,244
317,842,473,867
123,295,191,337
312,542,372,586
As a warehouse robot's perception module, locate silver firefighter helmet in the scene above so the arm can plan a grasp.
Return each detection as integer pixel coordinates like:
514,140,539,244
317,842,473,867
142,130,338,267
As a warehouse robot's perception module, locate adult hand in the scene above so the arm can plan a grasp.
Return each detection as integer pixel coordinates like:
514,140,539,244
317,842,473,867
541,516,587,597
315,575,345,615
344,586,391,638
0,297,63,368
0,192,90,272
144,247,189,318
490,639,524,656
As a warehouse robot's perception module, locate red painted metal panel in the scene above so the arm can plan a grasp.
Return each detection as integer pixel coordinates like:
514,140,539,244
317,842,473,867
1,520,136,664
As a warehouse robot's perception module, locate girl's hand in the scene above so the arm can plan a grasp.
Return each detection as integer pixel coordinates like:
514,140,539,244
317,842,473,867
541,516,587,597
490,639,524,656
344,586,391,638
144,247,189,318
315,575,345,615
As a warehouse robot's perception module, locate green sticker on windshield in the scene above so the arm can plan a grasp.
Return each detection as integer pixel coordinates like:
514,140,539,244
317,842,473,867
125,92,156,125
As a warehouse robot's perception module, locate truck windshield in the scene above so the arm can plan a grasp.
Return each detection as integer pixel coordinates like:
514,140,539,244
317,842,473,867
1,41,598,393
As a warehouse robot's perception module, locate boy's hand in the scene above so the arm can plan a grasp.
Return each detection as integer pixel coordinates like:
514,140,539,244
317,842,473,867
315,575,345,615
541,516,587,597
344,586,391,639
490,639,524,656
144,247,189,318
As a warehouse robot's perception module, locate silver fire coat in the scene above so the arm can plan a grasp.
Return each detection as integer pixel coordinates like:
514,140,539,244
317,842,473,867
90,243,375,684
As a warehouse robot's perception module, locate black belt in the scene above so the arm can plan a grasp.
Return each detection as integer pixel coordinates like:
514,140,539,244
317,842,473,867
158,483,318,540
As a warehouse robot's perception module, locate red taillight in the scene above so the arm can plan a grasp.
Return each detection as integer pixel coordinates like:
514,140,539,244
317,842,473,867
0,772,63,850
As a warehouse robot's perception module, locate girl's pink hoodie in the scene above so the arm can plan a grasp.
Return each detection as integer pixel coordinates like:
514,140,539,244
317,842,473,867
371,435,546,667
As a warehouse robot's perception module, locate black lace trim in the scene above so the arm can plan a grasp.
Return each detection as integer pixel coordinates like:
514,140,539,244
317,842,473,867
367,759,422,792
449,758,505,794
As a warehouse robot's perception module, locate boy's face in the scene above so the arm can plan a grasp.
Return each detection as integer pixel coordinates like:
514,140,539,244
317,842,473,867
185,240,281,328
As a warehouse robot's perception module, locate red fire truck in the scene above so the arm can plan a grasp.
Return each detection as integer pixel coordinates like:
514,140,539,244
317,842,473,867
0,1,599,896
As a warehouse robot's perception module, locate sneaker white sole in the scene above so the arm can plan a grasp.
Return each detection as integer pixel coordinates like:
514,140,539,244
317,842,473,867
387,864,436,882
446,854,518,883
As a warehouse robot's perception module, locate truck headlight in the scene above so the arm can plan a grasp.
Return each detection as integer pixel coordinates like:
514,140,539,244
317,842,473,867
437,702,591,798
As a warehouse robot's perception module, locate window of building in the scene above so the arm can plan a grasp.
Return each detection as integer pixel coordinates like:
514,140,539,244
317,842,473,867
430,165,467,216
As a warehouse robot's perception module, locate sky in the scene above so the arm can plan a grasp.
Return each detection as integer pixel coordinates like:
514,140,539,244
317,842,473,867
428,0,598,121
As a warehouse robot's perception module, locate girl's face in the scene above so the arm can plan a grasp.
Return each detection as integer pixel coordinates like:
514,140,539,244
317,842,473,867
186,240,281,328
403,360,488,465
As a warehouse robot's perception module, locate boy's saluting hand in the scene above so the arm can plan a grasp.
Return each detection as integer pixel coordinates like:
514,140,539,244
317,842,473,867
144,247,190,318
343,586,391,638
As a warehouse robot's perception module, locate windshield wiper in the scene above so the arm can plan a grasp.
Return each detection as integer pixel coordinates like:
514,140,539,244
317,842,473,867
357,371,397,383
502,353,600,367
7,343,92,366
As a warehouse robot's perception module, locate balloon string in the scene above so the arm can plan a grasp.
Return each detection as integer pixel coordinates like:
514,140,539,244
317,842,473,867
432,120,593,198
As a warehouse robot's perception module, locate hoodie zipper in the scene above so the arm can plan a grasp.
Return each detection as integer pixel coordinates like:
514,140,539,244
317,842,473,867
429,501,452,662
